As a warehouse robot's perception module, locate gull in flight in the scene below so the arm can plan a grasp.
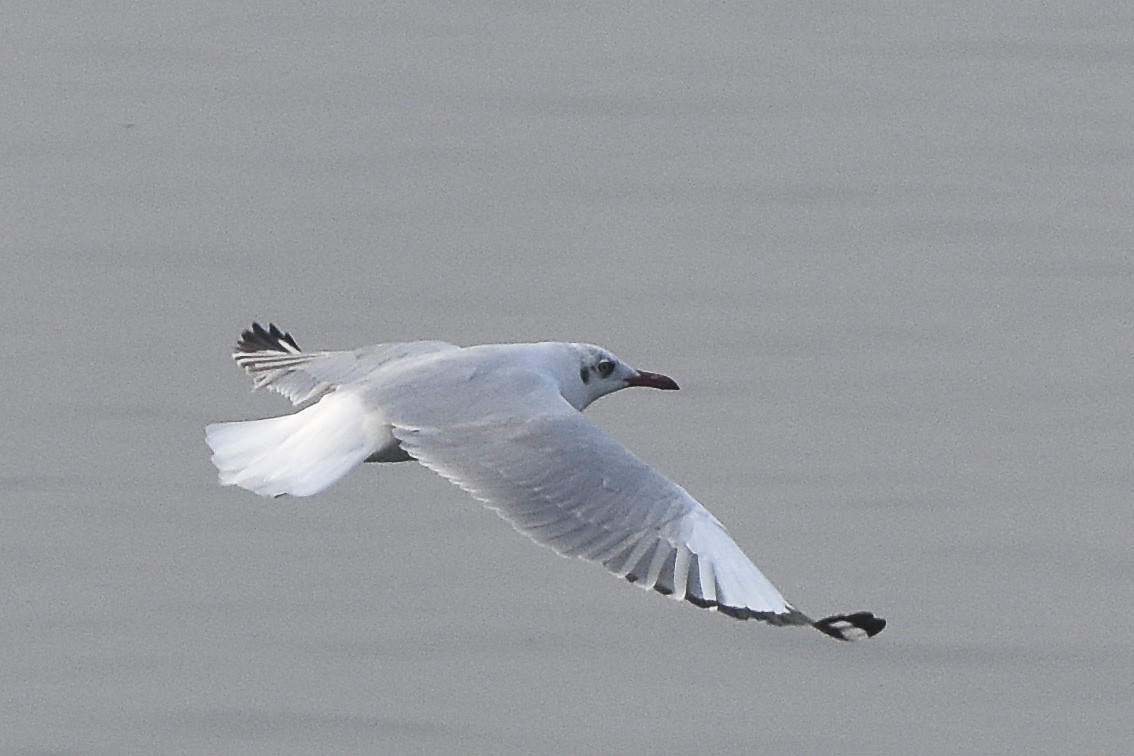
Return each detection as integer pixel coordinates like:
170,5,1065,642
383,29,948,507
206,323,885,641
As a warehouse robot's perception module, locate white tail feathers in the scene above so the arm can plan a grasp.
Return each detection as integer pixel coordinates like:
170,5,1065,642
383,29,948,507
205,393,384,497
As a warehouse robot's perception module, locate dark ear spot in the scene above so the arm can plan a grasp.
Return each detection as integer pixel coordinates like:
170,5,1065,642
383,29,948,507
580,366,590,384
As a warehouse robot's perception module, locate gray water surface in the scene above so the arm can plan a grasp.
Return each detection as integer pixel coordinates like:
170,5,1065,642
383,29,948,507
5,4,1133,754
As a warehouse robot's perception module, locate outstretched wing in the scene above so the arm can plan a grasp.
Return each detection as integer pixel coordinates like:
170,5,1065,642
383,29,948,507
386,383,883,638
231,322,458,405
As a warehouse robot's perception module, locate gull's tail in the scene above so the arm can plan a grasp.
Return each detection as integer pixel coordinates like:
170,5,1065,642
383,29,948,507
813,612,886,641
205,392,381,498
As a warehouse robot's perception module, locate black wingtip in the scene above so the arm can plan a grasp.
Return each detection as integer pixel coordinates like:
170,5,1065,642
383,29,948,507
235,322,301,354
814,612,886,641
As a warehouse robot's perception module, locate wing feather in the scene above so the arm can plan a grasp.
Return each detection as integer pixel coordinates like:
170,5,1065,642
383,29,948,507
389,398,811,626
231,322,457,405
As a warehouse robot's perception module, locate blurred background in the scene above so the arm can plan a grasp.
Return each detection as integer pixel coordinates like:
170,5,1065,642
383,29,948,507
4,3,1132,753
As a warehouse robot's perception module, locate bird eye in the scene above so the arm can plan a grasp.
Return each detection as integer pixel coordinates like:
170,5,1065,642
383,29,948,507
596,359,616,378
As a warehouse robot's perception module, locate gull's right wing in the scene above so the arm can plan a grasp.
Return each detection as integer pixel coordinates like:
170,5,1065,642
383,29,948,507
231,322,457,405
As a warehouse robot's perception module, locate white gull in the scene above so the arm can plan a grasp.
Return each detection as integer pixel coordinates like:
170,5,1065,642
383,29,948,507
205,323,885,641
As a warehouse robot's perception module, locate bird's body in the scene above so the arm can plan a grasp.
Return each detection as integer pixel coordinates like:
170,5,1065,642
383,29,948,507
206,323,885,641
